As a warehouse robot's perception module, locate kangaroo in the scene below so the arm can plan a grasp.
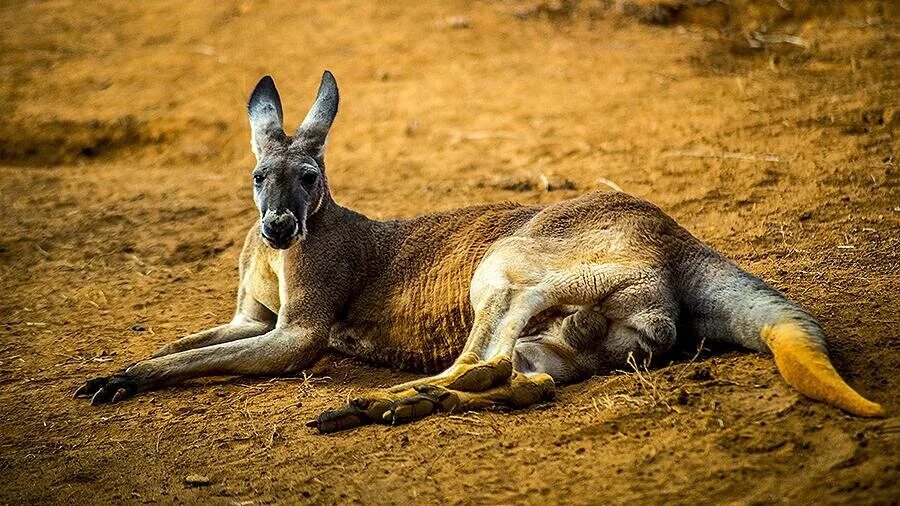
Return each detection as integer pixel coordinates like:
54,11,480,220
75,71,884,433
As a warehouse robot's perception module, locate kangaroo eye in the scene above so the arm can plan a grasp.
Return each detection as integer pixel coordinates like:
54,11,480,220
301,172,318,186
252,173,265,186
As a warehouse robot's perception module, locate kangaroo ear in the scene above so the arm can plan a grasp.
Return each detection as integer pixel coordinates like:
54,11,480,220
295,71,339,158
247,75,285,158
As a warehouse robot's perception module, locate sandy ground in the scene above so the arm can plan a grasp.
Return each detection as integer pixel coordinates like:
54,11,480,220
1,0,898,504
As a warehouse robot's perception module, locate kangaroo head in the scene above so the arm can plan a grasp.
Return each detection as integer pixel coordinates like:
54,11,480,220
246,72,339,249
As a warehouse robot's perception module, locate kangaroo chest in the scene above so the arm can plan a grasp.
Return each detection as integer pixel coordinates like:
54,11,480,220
246,252,283,315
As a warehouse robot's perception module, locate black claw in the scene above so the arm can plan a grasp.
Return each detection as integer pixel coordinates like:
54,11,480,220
75,376,109,399
90,388,107,406
110,387,128,403
76,374,136,405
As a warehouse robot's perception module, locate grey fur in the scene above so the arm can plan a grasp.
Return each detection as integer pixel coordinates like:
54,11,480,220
74,72,879,427
676,245,826,353
295,71,339,157
247,75,285,158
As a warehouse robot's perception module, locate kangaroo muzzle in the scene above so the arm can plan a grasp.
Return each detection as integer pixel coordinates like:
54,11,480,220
261,210,299,249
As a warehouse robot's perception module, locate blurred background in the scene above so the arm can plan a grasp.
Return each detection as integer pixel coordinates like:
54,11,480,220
1,1,897,504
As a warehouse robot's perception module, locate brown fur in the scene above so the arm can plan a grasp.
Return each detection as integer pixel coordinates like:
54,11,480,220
75,73,883,431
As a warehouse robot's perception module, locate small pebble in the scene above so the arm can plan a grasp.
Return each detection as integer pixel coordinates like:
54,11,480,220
184,474,211,487
446,15,471,29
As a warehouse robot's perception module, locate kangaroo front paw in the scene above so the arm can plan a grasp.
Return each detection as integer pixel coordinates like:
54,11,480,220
74,373,138,405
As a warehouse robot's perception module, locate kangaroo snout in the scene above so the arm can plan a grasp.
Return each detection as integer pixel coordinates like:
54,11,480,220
261,210,299,249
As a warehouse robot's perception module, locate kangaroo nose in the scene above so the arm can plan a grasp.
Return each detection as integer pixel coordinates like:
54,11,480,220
261,211,298,248
269,212,295,231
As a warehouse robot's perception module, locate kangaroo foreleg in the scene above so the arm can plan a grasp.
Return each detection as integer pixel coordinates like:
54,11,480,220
75,326,325,404
151,287,277,357
150,317,274,358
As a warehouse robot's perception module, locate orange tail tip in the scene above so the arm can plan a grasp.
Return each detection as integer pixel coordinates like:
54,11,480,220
762,323,884,418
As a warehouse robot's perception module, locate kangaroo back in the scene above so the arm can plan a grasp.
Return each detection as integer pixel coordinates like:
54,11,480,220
677,245,883,417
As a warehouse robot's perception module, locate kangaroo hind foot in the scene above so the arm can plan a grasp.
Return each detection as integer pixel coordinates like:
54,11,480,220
309,356,555,433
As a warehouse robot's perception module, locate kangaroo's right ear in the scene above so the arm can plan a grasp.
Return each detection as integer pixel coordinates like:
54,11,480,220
247,75,285,159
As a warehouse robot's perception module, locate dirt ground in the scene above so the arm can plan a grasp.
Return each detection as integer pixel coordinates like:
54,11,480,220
1,0,898,504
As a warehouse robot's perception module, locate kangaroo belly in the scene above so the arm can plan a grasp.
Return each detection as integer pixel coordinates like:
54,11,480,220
324,203,543,372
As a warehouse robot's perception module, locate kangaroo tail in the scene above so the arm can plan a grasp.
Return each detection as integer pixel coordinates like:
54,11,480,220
677,246,883,417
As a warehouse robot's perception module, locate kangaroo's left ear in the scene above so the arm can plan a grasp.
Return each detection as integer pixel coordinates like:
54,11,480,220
248,75,285,159
295,71,339,158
